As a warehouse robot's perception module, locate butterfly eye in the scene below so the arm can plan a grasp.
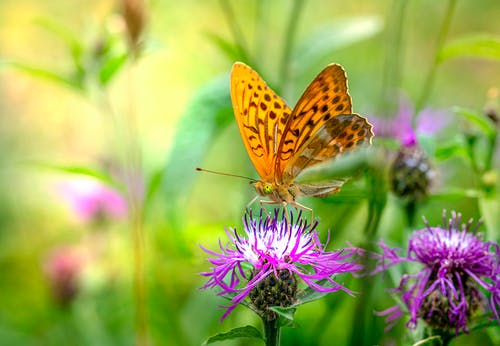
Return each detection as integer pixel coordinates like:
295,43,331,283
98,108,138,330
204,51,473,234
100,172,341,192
263,184,273,194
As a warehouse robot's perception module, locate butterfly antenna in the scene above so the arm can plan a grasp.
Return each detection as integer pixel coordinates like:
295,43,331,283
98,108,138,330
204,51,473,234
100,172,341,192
195,167,256,182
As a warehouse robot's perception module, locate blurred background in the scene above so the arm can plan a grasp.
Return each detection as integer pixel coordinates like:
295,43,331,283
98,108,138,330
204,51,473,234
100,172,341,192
0,0,499,345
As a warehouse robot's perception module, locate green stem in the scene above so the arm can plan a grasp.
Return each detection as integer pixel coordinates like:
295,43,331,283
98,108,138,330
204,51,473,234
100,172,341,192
263,318,280,346
253,0,266,69
379,0,408,115
415,0,457,120
405,200,418,229
279,0,305,95
125,60,148,346
219,0,251,64
348,168,387,346
484,132,497,172
95,52,148,346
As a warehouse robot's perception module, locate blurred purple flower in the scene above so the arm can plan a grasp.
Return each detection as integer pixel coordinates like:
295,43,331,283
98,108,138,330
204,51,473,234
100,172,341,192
44,245,88,305
373,211,500,334
371,95,451,147
57,178,127,223
201,209,362,321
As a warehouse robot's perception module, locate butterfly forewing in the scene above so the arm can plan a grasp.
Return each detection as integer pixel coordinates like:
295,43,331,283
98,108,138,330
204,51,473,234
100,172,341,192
230,62,293,182
275,64,372,182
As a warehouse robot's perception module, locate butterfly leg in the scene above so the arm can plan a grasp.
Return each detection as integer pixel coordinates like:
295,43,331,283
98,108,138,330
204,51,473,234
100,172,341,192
246,195,260,209
282,201,290,223
246,196,273,218
290,201,314,223
257,200,292,222
258,199,280,218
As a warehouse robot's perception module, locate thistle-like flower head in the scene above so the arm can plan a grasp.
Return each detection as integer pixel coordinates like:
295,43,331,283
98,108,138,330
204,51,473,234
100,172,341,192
201,209,362,320
374,211,500,334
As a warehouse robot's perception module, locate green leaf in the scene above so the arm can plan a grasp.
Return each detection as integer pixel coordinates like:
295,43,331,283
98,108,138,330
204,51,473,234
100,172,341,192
434,141,467,161
6,61,84,91
438,34,500,63
202,325,264,345
453,107,496,140
162,74,233,224
293,16,382,74
34,18,84,68
205,32,247,62
99,53,128,85
27,162,123,191
412,335,442,346
479,194,500,242
294,280,336,306
268,306,297,327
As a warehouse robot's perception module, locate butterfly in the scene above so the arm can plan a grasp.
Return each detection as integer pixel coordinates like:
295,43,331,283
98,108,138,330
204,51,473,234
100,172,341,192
230,61,373,212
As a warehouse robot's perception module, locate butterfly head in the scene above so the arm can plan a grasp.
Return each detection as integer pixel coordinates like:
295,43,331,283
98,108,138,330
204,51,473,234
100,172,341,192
252,181,275,197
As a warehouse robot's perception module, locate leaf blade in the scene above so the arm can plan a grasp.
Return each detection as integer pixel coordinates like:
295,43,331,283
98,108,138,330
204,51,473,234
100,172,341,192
438,34,500,63
292,16,383,74
202,325,264,345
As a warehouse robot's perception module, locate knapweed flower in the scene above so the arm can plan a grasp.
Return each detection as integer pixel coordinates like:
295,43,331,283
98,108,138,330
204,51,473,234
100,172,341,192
371,94,450,147
372,95,449,202
201,209,362,321
57,178,127,224
374,210,500,334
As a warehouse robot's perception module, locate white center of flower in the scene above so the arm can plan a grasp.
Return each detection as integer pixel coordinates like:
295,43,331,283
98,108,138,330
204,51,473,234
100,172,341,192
239,220,314,267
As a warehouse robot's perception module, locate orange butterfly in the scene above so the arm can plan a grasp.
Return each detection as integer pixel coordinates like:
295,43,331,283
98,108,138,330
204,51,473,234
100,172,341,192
229,62,373,212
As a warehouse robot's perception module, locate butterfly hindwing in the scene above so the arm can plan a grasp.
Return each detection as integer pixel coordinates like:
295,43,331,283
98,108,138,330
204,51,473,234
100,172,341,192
230,62,293,182
285,114,373,179
275,64,373,182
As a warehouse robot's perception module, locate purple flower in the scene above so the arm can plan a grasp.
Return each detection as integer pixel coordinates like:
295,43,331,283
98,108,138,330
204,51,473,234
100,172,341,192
201,209,362,321
374,211,500,334
371,94,451,147
57,178,127,223
43,245,89,305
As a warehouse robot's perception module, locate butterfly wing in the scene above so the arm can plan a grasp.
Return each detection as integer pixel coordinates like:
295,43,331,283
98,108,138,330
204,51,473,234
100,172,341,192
297,180,346,197
230,62,293,182
275,64,373,183
286,113,373,179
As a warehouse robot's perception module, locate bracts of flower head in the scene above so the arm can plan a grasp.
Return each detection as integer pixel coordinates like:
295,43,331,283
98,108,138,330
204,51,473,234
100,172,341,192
370,94,452,203
371,210,500,334
200,209,363,321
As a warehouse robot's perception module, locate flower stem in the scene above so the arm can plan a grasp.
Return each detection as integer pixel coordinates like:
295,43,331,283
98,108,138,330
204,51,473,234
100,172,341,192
279,0,305,95
253,0,266,68
219,0,251,64
125,60,148,346
348,166,387,346
427,327,454,346
379,0,408,115
263,317,280,346
405,200,418,229
415,0,457,120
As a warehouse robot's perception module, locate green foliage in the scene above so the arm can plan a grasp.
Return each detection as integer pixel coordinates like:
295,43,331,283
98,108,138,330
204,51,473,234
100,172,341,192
292,16,383,77
28,162,122,190
438,34,500,63
162,75,233,223
203,325,264,345
454,107,497,140
204,32,248,63
5,18,129,93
